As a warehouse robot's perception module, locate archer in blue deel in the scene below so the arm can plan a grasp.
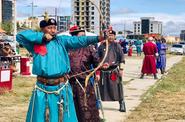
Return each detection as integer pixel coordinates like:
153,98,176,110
16,17,104,122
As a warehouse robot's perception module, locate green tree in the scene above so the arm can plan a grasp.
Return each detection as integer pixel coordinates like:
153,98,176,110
118,31,123,34
17,22,20,29
1,21,13,35
34,26,41,32
21,23,29,29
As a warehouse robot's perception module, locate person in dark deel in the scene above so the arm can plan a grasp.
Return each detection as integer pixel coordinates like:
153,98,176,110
96,29,126,112
120,39,128,54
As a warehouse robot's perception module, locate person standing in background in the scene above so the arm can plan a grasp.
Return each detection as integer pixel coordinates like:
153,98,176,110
135,39,142,56
96,29,126,112
159,38,168,74
140,37,158,79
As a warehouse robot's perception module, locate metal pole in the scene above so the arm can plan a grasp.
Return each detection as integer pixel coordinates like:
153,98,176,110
13,0,17,53
31,1,34,29
124,20,126,38
27,1,37,29
55,8,57,20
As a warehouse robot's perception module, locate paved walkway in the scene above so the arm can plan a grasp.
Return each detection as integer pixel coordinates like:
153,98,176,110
101,55,183,122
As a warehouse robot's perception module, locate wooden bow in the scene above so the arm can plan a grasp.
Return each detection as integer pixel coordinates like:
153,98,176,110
84,0,109,102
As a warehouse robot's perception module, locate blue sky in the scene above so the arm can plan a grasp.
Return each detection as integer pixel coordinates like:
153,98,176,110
110,0,185,35
111,0,185,14
17,0,185,36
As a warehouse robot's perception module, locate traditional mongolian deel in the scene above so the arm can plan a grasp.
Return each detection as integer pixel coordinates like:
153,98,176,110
69,46,100,122
157,41,167,74
135,40,142,56
68,25,100,122
98,42,125,101
156,40,161,69
120,40,128,54
141,41,158,74
97,35,126,112
16,29,99,122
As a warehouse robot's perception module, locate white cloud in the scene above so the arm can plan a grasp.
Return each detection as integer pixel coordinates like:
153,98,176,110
33,0,71,8
111,12,185,36
17,12,30,18
17,0,71,18
111,8,137,15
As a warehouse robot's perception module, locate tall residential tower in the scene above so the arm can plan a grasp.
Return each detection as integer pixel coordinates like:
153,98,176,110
71,0,110,34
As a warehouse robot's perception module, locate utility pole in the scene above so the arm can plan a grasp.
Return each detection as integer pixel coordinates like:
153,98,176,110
55,8,57,21
27,1,37,29
13,0,17,53
123,20,126,38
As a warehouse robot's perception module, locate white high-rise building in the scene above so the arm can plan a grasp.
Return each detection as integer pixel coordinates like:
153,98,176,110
100,0,110,29
133,17,162,35
57,16,71,32
71,0,110,34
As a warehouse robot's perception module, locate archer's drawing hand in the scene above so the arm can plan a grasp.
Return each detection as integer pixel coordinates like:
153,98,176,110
44,33,53,41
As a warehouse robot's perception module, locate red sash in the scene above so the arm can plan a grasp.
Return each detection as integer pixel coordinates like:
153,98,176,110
110,72,117,81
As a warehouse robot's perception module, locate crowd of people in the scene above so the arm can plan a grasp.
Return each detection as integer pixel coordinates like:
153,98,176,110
118,36,167,79
15,16,168,122
119,39,143,57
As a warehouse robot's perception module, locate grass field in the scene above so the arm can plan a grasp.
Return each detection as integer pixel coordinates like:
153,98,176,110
126,57,185,122
0,77,36,122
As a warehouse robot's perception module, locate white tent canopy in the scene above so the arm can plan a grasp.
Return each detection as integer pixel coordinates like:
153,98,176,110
57,31,97,36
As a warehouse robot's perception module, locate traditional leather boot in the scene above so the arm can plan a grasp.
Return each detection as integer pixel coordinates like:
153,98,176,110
160,68,164,74
154,74,158,79
119,100,126,112
140,74,144,79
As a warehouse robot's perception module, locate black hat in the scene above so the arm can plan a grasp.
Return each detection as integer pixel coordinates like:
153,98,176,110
39,18,57,28
108,30,116,35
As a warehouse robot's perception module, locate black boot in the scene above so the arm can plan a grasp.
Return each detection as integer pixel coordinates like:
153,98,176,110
119,100,126,112
140,74,144,79
162,70,164,74
160,68,164,74
154,74,158,79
